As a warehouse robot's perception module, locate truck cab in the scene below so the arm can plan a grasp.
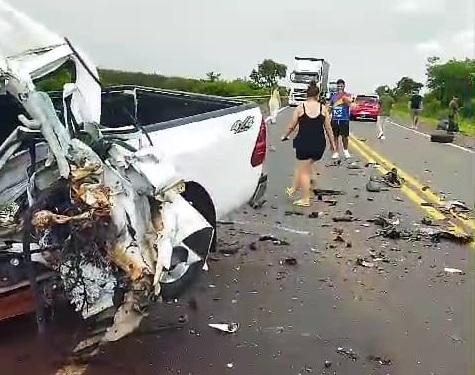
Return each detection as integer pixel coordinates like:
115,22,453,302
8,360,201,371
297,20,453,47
288,57,330,106
326,81,338,102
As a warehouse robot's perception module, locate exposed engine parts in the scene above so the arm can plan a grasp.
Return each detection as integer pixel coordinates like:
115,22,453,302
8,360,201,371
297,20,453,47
0,60,214,343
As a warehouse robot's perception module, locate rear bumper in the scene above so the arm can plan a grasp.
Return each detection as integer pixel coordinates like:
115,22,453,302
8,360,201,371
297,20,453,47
0,287,36,322
351,111,378,119
248,172,268,207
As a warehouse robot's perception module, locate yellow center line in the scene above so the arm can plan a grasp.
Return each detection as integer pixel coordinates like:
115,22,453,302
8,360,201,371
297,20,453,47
348,137,472,242
54,364,88,375
350,134,475,232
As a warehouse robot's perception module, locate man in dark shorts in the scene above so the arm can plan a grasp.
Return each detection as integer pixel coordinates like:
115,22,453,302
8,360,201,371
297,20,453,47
408,90,423,129
329,79,353,159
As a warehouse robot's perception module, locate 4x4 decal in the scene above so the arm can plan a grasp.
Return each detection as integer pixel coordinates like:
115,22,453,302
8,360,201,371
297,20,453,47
230,116,254,134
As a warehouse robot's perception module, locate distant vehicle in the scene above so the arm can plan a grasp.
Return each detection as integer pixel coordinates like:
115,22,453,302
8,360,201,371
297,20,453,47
326,81,338,102
350,94,380,121
288,57,330,106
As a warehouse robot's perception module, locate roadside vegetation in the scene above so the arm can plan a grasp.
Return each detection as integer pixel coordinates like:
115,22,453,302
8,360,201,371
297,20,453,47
35,56,474,137
376,57,475,137
35,59,289,103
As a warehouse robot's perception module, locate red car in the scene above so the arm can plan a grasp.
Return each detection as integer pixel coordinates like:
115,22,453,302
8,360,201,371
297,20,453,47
350,94,380,121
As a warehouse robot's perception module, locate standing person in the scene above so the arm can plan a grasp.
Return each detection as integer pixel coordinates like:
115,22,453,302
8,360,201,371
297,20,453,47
408,90,423,129
377,87,395,140
329,79,353,159
268,88,281,124
448,95,460,132
280,82,336,207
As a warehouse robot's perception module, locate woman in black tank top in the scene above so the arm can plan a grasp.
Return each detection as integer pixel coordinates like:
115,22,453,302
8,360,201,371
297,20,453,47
281,83,336,207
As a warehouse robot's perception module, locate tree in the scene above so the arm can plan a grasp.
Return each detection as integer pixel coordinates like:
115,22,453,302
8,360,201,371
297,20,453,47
35,61,75,91
394,76,423,97
206,71,221,82
250,59,287,89
425,57,475,105
375,85,394,96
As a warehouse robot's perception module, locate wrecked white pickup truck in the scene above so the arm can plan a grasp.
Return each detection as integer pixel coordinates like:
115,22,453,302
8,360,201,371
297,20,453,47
0,1,267,343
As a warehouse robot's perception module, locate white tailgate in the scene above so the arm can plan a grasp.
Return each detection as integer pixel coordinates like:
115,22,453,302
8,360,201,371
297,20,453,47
145,107,263,219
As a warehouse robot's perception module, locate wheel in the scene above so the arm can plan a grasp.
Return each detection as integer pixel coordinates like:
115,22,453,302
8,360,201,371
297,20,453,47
160,182,216,300
430,133,455,143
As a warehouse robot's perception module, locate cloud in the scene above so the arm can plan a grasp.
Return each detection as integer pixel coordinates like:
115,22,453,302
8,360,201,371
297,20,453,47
452,29,475,55
415,40,441,54
393,0,446,14
10,0,472,93
415,30,474,60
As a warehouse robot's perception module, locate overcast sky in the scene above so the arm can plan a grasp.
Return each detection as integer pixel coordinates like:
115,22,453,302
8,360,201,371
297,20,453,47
13,0,475,93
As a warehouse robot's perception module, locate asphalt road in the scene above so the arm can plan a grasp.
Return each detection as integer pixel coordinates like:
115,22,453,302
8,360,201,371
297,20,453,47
0,109,473,375
348,117,475,209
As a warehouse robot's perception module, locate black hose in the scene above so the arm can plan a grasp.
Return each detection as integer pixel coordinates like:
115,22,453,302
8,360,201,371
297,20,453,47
23,142,46,334
64,37,103,89
64,38,153,147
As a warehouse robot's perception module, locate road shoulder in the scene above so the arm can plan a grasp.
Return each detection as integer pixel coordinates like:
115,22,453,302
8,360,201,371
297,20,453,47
391,113,475,150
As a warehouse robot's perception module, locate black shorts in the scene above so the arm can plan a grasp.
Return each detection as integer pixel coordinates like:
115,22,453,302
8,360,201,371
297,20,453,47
295,144,326,161
331,119,350,137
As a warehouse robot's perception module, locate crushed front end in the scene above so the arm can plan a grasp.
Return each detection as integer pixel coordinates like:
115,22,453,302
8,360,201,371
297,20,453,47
0,49,214,347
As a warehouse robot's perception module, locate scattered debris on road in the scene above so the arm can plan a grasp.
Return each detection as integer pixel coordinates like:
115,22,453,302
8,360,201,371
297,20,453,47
333,215,354,222
334,234,346,243
443,267,464,275
368,212,473,244
347,162,363,170
356,258,375,268
421,200,474,221
308,211,320,218
208,322,239,334
366,168,404,193
258,235,290,246
285,210,304,216
336,346,359,361
281,257,298,266
366,180,388,192
325,160,342,167
367,354,392,366
313,188,346,196
273,225,311,235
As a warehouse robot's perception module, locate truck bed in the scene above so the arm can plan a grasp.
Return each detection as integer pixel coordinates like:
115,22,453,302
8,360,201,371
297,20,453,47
0,86,254,146
50,85,255,129
101,86,247,127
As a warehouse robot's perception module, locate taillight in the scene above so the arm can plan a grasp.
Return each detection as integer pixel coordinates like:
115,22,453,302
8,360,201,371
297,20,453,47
250,117,267,167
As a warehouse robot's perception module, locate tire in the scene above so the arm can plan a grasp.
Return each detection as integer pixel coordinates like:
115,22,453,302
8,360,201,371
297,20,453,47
430,133,455,143
160,182,216,300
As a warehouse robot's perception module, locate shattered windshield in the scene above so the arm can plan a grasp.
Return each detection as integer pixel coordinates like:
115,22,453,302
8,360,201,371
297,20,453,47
355,95,379,104
291,72,320,84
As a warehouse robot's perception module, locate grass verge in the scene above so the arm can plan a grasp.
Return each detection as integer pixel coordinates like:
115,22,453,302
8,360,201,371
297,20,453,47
392,108,475,138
